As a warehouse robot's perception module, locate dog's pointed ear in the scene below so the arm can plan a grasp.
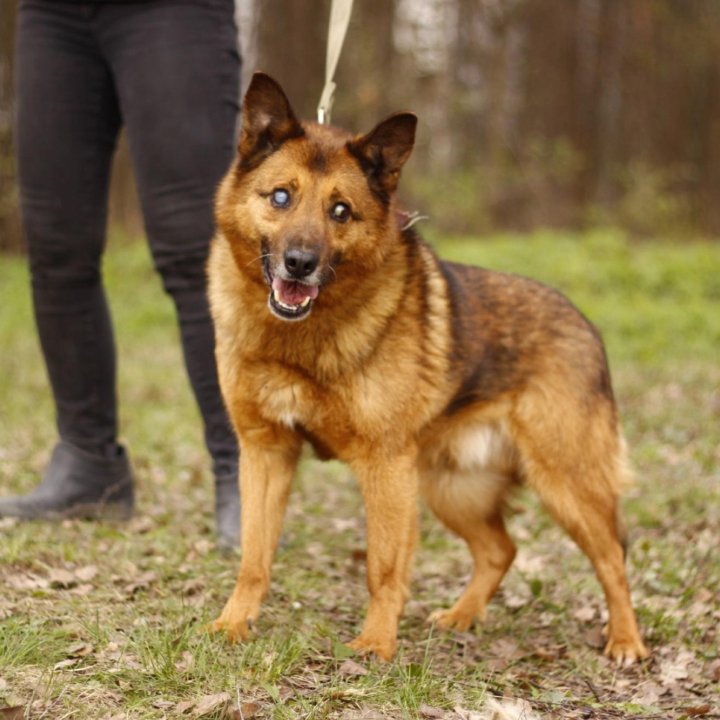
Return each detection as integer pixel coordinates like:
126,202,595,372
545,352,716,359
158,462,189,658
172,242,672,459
347,113,417,201
238,73,304,171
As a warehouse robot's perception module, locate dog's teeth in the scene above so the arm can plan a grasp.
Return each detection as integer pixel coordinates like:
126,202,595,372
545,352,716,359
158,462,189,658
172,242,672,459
273,289,281,303
300,297,310,308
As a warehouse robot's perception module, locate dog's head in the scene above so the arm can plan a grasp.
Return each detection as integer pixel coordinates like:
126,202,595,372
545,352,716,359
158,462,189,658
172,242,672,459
216,73,417,322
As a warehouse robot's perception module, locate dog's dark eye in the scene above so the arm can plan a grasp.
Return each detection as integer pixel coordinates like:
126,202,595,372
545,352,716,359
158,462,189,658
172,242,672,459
330,202,351,223
271,188,291,209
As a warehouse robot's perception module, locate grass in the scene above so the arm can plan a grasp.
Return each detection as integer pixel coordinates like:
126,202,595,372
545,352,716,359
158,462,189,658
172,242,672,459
0,229,719,719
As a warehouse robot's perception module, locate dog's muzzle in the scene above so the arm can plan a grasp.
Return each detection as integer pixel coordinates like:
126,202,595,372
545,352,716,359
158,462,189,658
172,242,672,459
263,254,320,321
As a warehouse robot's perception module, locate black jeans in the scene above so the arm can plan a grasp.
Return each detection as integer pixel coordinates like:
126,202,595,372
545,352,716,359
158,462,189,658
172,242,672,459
15,0,240,477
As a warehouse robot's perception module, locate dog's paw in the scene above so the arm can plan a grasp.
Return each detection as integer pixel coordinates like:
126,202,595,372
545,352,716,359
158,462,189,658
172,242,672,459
208,596,258,643
603,636,650,666
347,634,396,662
208,615,253,643
428,604,485,633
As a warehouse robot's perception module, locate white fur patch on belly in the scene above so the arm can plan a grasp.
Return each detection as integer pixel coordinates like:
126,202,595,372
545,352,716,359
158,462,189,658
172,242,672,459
419,423,517,521
449,423,514,472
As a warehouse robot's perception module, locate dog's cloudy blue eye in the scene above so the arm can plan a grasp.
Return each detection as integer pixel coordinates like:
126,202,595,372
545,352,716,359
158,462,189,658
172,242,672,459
331,202,351,223
271,188,290,208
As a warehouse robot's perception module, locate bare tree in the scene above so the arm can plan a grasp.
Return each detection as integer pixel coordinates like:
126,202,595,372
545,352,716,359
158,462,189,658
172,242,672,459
0,0,21,252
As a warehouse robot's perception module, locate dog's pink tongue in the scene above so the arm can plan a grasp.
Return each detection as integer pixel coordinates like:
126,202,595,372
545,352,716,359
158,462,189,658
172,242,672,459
272,277,319,305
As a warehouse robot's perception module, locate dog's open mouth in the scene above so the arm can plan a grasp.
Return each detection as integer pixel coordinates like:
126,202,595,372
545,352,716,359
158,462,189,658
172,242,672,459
262,255,320,321
271,276,319,317
267,275,318,321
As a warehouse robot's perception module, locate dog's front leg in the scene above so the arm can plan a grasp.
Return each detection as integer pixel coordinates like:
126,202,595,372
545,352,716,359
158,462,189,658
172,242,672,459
212,425,301,643
348,449,419,661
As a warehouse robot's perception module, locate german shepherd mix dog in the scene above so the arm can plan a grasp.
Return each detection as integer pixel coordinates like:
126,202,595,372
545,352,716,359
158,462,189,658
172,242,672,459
208,73,649,664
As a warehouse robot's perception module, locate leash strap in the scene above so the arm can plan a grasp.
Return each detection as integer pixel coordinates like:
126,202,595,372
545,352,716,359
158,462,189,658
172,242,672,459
317,0,354,124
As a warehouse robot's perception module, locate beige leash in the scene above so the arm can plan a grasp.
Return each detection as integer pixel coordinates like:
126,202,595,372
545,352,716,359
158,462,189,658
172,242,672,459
317,0,354,125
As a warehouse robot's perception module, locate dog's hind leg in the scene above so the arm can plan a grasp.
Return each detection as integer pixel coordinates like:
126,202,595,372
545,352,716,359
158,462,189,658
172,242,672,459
516,410,649,664
427,502,516,632
536,481,647,663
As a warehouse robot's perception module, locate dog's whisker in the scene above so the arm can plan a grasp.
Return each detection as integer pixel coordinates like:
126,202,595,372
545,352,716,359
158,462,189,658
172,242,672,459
245,253,271,269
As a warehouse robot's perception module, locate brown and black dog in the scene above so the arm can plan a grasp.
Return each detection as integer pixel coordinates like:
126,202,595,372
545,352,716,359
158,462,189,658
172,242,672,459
207,73,648,664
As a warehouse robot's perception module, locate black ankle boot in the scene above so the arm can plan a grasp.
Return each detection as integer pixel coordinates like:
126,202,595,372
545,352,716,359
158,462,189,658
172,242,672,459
214,470,240,551
0,441,134,520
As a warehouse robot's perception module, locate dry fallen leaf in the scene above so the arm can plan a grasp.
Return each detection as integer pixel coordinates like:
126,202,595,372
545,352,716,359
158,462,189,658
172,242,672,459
338,659,369,677
101,641,122,661
337,709,385,720
232,703,261,719
53,658,79,671
483,697,541,720
65,642,93,658
48,568,77,589
75,565,98,583
583,626,605,649
151,699,175,710
486,638,525,672
176,699,196,715
490,638,526,660
502,591,530,610
454,704,483,720
631,681,663,707
124,571,158,597
572,605,596,623
419,704,447,719
659,649,695,685
174,650,194,674
530,645,562,661
70,583,95,597
192,693,231,718
8,574,48,591
0,707,26,720
193,539,214,556
181,579,205,597
685,705,711,718
130,516,155,534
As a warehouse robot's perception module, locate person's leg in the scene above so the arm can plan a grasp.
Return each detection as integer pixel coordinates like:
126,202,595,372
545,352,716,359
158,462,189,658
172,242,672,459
99,0,241,545
0,1,132,519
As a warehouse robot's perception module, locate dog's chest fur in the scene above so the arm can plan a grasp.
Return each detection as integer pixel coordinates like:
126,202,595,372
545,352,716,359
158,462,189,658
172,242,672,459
210,232,459,458
248,345,442,459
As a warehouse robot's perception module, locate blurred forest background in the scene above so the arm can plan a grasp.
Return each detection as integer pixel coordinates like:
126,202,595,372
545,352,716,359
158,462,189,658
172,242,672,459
2,0,720,251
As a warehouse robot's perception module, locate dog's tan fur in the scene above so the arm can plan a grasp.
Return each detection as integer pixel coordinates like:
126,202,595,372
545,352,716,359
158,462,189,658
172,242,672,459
208,73,648,664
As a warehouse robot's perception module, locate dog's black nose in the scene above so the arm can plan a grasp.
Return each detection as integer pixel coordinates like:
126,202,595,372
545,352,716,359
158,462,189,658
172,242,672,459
284,248,319,278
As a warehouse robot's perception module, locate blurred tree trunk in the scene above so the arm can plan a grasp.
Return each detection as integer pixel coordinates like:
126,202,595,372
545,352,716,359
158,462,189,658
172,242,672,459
704,58,720,234
254,0,328,120
1,0,21,252
698,4,720,234
593,0,628,209
334,0,396,130
574,0,601,210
